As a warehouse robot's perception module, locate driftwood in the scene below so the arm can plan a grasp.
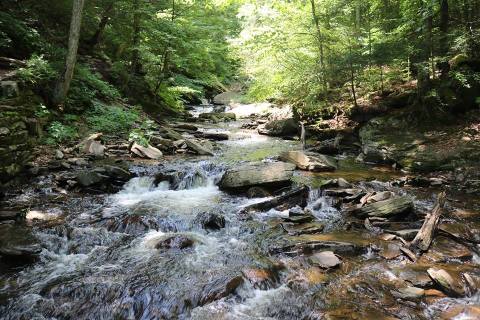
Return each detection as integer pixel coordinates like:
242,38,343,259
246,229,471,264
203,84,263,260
240,186,309,214
409,192,446,252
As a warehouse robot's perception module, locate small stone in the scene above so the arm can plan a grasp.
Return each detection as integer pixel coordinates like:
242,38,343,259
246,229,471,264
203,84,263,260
55,149,64,159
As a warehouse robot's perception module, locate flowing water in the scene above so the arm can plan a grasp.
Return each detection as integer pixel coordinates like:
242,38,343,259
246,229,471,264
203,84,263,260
0,106,479,319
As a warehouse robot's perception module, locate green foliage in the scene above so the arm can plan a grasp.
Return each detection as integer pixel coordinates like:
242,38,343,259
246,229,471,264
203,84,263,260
17,55,56,86
46,121,78,145
86,102,139,134
34,104,51,118
128,120,156,147
0,11,41,58
66,65,121,111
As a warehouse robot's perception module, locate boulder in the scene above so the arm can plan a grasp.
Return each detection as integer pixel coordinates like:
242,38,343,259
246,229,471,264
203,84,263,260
258,118,298,138
199,112,236,122
195,212,226,230
309,251,342,268
82,133,105,157
185,139,214,156
130,142,163,159
199,275,243,305
354,196,413,218
155,235,194,250
280,151,337,172
76,171,106,187
242,268,277,289
219,162,296,190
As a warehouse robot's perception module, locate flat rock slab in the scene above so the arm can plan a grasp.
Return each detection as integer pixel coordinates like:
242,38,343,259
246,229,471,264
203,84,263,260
280,151,337,172
185,139,214,156
130,142,163,159
309,251,342,268
219,162,296,190
427,268,465,297
354,196,414,218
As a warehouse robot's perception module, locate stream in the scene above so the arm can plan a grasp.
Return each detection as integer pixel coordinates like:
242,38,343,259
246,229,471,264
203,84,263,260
0,105,479,320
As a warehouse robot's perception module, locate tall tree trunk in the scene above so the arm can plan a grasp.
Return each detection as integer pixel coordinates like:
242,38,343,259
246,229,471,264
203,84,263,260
309,0,328,95
131,0,142,75
349,46,358,108
439,0,449,56
426,1,435,78
52,0,86,108
87,2,115,52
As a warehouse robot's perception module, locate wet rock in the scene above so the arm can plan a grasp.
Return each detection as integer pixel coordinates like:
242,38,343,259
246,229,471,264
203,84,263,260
194,132,229,141
185,139,214,156
241,186,309,213
219,162,295,191
354,196,413,218
173,123,198,131
258,118,298,138
0,210,19,221
280,151,337,172
199,112,236,122
195,211,226,230
0,225,41,264
427,268,465,297
155,235,194,250
282,222,325,236
393,287,425,300
101,214,159,236
76,171,106,187
130,142,163,159
199,275,243,305
242,268,277,289
289,206,305,217
309,251,342,269
282,214,314,224
422,236,473,262
246,186,271,198
101,165,133,181
162,128,183,140
441,305,480,320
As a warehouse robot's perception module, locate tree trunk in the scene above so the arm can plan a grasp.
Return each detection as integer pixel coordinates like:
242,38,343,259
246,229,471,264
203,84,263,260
439,0,449,56
52,0,86,108
131,0,142,75
86,2,115,52
409,192,446,252
349,46,358,108
426,1,435,78
309,0,328,95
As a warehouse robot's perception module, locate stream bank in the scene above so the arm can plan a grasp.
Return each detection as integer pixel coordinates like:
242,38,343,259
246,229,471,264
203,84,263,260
0,103,479,320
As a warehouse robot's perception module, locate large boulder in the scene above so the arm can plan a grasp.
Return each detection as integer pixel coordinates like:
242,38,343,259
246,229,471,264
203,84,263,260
258,118,298,138
219,162,295,191
280,151,337,172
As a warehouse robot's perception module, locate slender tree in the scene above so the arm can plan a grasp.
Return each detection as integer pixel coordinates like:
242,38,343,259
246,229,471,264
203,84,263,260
52,0,86,108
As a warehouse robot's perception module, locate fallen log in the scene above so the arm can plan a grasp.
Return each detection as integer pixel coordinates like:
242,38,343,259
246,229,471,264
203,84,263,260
240,186,309,214
409,192,446,252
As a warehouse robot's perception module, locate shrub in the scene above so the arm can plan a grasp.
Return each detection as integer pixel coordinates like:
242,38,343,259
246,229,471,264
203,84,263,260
46,121,78,145
128,120,156,147
66,65,121,112
86,101,139,134
17,55,56,86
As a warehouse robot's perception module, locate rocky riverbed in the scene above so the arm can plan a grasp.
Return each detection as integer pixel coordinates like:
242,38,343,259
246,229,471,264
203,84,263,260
0,104,479,320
